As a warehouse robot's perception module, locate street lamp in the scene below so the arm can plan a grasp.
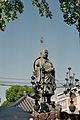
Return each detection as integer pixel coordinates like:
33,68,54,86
64,67,77,113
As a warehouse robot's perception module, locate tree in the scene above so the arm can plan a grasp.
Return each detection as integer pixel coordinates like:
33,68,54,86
59,0,80,33
1,85,34,106
0,0,80,35
0,0,52,31
0,0,24,31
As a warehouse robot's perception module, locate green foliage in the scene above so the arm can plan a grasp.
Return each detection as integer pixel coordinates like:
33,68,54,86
59,0,80,32
1,101,13,107
0,0,80,34
0,0,24,31
1,85,33,106
0,0,52,31
32,0,53,18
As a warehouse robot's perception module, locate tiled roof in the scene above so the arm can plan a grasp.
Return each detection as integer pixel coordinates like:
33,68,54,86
12,96,35,113
0,106,33,120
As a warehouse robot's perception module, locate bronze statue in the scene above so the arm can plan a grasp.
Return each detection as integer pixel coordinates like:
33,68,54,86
33,49,56,95
31,48,56,112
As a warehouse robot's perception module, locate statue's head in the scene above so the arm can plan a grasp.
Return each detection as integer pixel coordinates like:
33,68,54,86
40,49,48,59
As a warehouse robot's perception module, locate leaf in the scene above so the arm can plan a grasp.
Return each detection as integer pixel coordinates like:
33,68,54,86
59,0,80,32
0,0,24,31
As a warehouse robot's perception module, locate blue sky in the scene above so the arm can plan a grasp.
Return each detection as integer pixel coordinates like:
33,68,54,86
0,0,80,103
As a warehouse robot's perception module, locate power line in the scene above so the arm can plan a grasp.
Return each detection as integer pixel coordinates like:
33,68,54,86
0,80,31,87
0,80,30,84
0,83,31,87
0,76,67,89
0,77,30,81
0,76,65,81
0,79,65,88
0,83,13,86
0,83,63,88
55,79,65,86
0,76,66,85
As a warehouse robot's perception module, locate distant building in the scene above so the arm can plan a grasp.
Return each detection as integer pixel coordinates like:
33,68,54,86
51,87,80,114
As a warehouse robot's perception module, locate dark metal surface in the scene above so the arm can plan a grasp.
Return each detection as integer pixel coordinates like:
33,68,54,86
0,106,33,120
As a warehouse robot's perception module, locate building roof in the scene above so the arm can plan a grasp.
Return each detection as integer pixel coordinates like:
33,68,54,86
0,106,33,120
12,96,35,113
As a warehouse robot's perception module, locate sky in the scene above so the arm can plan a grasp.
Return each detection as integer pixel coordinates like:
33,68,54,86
0,0,80,103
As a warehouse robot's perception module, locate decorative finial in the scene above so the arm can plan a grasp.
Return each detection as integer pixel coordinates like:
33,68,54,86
40,36,44,50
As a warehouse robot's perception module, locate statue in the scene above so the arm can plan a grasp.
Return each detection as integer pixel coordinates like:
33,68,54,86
31,49,56,102
31,47,62,119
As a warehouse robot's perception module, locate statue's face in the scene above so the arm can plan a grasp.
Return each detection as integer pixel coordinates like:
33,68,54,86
41,49,48,58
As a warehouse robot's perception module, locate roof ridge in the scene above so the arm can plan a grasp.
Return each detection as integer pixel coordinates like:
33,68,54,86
11,96,27,106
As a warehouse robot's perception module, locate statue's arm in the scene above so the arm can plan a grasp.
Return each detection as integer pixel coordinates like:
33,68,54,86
45,61,55,77
34,60,40,70
45,61,54,72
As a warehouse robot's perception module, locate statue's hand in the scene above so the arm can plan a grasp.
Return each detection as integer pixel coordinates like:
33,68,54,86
42,68,45,73
42,68,48,74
